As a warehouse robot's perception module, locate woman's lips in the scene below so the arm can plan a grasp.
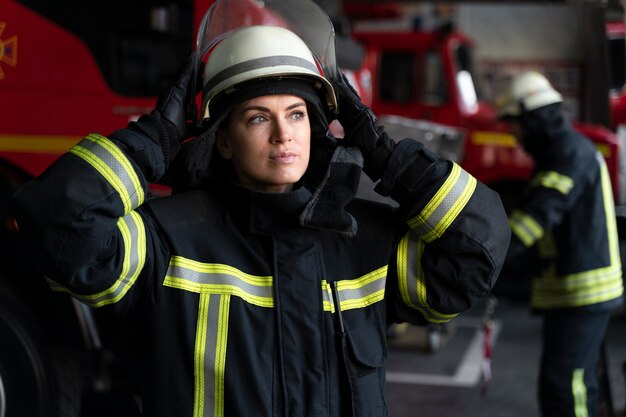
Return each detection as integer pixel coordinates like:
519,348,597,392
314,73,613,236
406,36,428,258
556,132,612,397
270,151,297,163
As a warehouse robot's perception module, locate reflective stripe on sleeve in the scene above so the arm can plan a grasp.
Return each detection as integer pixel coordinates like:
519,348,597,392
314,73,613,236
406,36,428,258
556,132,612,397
69,133,144,214
532,266,623,308
321,266,387,312
509,209,544,247
396,163,475,323
164,257,274,308
46,210,147,307
531,171,574,195
407,163,476,242
397,231,458,323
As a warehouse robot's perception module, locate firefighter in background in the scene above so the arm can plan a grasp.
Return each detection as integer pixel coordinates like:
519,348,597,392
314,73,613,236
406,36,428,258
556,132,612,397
496,71,624,417
12,15,511,417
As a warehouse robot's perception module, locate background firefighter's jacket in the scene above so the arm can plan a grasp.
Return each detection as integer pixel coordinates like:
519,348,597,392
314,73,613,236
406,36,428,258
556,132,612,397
12,124,510,416
507,104,624,311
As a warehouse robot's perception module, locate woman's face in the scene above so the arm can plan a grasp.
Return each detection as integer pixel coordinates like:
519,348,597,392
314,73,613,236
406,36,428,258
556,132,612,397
216,94,311,193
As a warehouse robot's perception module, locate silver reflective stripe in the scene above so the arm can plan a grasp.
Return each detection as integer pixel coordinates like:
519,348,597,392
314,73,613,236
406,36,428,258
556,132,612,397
321,266,387,312
203,55,320,95
193,293,230,417
164,257,274,308
408,163,476,242
46,211,147,307
69,133,144,213
397,230,458,324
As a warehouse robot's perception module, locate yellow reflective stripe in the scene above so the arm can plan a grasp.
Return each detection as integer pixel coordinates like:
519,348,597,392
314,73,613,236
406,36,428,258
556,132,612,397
408,163,477,242
214,295,229,417
397,234,411,308
397,232,459,324
572,369,588,417
532,265,623,308
509,210,544,247
46,211,146,307
164,257,274,308
531,171,574,195
322,283,335,313
193,294,230,417
69,133,144,214
598,154,622,270
194,294,209,417
321,266,387,312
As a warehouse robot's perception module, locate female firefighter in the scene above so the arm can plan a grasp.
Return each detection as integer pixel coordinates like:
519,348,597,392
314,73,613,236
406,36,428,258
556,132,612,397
12,4,511,416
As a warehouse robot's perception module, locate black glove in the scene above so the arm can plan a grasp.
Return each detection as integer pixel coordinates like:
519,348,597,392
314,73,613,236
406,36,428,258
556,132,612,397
332,71,395,181
113,52,199,170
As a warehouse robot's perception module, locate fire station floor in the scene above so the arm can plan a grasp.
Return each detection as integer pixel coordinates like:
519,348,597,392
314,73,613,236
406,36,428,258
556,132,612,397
385,292,626,417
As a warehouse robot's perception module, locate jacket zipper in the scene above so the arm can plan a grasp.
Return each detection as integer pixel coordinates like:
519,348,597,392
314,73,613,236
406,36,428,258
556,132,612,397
331,281,345,334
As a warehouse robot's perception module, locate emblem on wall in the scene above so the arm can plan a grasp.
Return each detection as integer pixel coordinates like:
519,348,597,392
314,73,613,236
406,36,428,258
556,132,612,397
0,22,17,80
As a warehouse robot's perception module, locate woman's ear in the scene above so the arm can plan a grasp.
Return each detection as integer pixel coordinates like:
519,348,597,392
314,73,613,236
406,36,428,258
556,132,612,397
215,129,233,160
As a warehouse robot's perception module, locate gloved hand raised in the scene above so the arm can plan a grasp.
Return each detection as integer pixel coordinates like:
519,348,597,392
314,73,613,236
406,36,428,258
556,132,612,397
111,52,199,171
332,71,395,181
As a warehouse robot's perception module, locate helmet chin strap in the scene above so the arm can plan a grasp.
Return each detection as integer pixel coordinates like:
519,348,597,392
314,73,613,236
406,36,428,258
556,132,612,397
188,54,204,129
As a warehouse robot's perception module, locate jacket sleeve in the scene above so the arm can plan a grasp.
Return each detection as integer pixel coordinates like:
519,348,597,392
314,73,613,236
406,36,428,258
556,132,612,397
11,131,169,316
506,137,595,259
380,139,511,325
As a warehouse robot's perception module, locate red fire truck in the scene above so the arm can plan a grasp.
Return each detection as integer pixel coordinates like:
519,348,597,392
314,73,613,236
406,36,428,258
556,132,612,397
0,1,206,415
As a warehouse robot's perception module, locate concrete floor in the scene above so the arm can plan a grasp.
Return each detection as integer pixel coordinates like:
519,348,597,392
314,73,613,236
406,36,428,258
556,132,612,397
385,296,626,417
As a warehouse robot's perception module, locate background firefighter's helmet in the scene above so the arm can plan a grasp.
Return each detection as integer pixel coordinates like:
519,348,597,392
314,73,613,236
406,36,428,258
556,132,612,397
200,25,337,119
495,71,563,118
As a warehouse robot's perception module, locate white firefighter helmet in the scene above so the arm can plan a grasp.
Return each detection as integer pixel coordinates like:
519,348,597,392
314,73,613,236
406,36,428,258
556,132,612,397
495,71,563,118
201,25,337,119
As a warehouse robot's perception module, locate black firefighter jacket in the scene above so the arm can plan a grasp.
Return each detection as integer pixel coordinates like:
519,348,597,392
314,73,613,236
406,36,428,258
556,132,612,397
507,106,623,312
12,130,511,417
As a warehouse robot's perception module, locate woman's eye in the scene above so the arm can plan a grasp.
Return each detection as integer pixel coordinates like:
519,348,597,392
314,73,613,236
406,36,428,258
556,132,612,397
249,115,267,125
291,110,306,120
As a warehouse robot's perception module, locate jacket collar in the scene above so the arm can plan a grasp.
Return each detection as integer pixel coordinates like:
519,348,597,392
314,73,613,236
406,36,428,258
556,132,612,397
218,145,363,236
224,181,312,234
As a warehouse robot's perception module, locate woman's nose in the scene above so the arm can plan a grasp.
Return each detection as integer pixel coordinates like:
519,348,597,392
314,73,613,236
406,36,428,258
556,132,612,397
271,119,292,143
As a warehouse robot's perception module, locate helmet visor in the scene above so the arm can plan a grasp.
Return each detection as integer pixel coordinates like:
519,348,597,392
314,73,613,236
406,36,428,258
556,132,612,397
194,0,337,81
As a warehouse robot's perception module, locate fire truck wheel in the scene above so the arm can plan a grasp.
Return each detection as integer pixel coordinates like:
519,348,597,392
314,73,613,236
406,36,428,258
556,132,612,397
0,284,82,417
